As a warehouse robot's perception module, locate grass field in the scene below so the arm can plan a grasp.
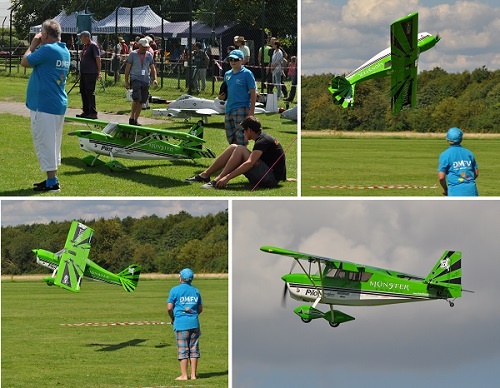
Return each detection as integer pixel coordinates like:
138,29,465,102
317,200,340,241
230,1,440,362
301,133,500,196
1,278,228,388
0,75,297,197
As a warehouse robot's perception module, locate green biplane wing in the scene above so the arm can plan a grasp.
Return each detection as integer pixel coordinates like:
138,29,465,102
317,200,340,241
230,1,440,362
54,221,93,292
65,116,206,144
390,12,419,114
260,246,360,272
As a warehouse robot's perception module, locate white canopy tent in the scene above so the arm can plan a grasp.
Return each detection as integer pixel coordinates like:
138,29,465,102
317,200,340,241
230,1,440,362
93,5,165,35
29,10,98,34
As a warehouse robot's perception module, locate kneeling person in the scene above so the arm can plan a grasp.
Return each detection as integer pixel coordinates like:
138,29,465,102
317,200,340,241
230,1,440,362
185,116,286,189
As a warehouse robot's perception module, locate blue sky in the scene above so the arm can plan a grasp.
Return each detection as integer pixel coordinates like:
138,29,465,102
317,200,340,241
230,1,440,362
0,199,227,226
232,199,500,387
302,0,500,75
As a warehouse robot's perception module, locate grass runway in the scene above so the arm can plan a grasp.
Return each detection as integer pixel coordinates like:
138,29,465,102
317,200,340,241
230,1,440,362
301,134,500,196
1,278,228,387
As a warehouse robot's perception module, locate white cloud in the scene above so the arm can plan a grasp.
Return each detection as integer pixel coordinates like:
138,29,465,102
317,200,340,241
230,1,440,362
1,199,227,226
302,0,500,75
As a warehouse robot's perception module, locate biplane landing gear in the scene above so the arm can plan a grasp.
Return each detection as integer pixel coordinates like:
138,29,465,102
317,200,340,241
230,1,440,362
301,318,312,323
106,160,129,172
329,322,340,328
81,155,106,168
448,300,455,307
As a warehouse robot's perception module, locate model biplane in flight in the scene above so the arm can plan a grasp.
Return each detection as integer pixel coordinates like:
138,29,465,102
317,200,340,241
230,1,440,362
261,246,468,327
66,116,216,171
33,221,141,293
328,12,440,114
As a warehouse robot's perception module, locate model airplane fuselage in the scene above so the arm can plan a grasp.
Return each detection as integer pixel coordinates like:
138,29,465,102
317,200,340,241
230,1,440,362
342,32,438,86
66,117,216,171
261,246,465,327
33,221,141,293
329,12,440,114
153,94,267,121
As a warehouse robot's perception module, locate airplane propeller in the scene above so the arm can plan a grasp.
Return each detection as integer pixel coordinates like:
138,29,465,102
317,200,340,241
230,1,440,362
281,283,288,308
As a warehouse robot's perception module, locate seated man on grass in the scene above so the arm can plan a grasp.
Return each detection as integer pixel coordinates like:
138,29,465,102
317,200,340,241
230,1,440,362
185,116,286,189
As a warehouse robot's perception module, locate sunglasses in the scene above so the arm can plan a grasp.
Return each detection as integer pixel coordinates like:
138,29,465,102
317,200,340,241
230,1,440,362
229,58,241,62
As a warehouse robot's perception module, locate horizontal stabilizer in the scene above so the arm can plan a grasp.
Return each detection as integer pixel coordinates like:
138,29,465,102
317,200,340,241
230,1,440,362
118,265,142,292
328,76,355,108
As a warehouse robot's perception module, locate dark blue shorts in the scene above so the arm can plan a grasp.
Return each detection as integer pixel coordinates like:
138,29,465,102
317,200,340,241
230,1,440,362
131,80,150,103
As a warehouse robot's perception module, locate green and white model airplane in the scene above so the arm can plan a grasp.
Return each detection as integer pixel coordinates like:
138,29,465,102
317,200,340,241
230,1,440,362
328,12,440,114
261,246,468,327
66,117,216,171
33,221,141,293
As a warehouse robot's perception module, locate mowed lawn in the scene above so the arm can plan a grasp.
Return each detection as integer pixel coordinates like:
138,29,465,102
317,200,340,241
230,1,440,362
1,278,228,388
0,75,297,197
301,135,500,197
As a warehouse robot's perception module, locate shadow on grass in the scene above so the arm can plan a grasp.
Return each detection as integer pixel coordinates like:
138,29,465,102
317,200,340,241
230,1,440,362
154,342,172,349
62,157,199,189
0,188,43,196
88,338,147,352
197,370,229,379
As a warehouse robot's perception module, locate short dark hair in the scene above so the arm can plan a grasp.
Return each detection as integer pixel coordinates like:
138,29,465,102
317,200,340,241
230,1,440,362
240,116,262,133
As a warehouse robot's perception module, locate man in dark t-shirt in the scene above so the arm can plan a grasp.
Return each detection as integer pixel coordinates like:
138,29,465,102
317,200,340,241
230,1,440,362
76,31,101,119
184,116,286,189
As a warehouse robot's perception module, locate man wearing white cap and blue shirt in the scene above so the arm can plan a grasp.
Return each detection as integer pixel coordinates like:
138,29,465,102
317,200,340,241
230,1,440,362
167,268,203,380
438,127,479,196
221,49,256,146
21,19,70,192
124,37,158,125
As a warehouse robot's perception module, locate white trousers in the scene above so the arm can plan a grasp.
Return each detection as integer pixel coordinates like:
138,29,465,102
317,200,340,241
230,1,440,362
30,110,64,172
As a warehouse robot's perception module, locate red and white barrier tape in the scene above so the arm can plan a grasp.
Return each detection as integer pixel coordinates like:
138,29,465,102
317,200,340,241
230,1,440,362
310,184,439,190
60,321,170,327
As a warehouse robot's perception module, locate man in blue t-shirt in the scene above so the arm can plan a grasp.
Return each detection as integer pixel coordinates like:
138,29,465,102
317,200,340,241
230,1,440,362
221,49,256,145
167,268,203,381
438,127,479,196
21,19,70,192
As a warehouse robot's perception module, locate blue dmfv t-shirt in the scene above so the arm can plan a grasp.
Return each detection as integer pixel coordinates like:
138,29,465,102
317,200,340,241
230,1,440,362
438,144,478,196
26,42,70,115
168,282,202,331
224,66,256,112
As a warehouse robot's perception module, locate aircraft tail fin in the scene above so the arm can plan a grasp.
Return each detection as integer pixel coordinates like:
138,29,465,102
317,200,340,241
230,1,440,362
179,120,205,149
117,264,142,292
180,121,216,159
328,76,355,108
425,251,462,298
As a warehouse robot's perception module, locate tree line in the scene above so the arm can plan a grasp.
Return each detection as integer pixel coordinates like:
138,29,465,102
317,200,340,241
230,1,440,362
1,210,228,275
302,66,500,133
